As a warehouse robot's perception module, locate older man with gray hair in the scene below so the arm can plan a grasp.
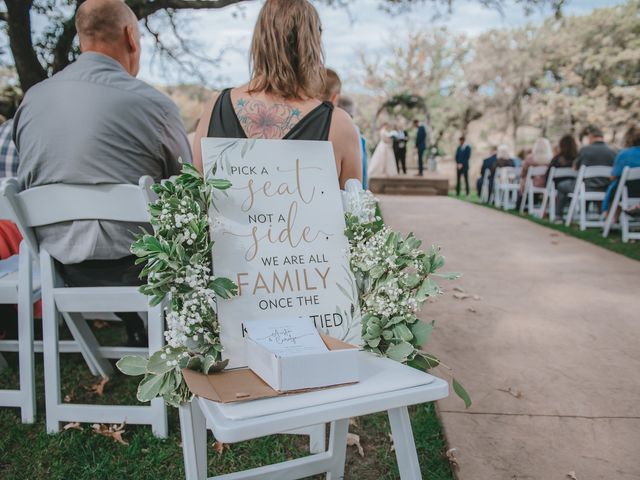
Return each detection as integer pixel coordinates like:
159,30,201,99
13,0,191,346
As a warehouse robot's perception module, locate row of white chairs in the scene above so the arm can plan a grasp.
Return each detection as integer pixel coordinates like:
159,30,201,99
510,165,640,242
0,177,168,435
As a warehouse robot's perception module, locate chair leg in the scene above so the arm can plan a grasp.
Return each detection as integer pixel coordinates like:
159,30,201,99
388,406,421,480
179,401,208,480
148,303,168,438
62,312,113,378
17,243,36,423
325,419,349,480
43,308,62,434
0,352,7,371
17,293,36,423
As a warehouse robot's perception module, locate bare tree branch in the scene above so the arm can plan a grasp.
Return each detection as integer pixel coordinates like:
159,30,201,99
128,0,251,19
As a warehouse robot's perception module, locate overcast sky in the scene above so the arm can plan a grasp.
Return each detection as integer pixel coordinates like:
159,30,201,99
138,0,623,88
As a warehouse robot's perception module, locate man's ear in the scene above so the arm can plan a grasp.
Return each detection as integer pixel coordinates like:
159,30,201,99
125,25,138,54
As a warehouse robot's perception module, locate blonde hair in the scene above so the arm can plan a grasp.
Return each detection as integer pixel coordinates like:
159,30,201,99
531,137,553,164
322,68,341,101
248,0,326,100
497,144,511,160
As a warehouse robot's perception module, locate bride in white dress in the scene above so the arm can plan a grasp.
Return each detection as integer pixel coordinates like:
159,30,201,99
368,123,398,177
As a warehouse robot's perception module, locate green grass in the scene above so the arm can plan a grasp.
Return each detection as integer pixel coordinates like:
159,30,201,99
450,191,640,262
0,322,454,480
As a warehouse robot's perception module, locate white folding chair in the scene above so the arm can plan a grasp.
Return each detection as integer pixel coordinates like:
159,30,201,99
179,352,448,480
565,165,612,230
493,167,521,210
0,186,40,423
602,166,640,241
539,167,577,221
1,177,168,436
480,169,491,203
519,165,548,216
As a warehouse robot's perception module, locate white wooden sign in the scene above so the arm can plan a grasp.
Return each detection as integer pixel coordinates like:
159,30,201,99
202,138,361,368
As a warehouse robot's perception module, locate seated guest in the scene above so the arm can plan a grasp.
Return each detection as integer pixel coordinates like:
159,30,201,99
488,144,514,199
191,0,361,188
0,118,19,178
519,137,553,195
546,134,578,184
556,125,616,216
476,146,497,195
338,95,369,189
13,0,191,346
322,68,341,106
602,125,640,213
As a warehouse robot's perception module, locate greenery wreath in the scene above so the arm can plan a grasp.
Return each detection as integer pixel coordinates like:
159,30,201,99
117,165,470,408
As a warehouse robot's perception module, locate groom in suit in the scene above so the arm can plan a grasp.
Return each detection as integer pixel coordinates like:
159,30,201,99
413,119,427,176
455,136,471,196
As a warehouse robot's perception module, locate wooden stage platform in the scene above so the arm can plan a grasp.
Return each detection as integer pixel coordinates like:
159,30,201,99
368,173,449,196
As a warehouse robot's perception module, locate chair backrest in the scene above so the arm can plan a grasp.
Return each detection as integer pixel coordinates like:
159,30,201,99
0,177,151,255
528,166,548,177
550,167,577,181
495,167,519,184
581,165,612,180
0,178,17,221
620,166,640,199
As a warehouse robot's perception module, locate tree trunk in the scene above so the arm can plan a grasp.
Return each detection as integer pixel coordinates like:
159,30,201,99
4,0,48,92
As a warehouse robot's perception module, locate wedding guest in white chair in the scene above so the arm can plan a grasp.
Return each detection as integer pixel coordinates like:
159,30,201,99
12,0,190,347
191,0,362,189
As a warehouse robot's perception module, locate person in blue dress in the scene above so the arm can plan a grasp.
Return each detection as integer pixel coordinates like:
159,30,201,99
602,125,640,214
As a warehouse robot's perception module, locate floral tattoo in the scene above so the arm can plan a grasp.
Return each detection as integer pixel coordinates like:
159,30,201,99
235,98,302,139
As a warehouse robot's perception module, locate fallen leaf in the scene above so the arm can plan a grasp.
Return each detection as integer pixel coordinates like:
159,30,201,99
497,387,522,399
453,286,466,293
63,390,75,403
86,377,109,397
141,448,149,454
472,295,482,301
453,292,470,300
567,472,577,480
550,232,560,237
347,433,364,457
91,423,128,446
213,441,229,455
92,320,110,329
551,240,560,245
446,448,459,469
63,422,82,431
467,307,477,314
388,433,395,452
349,417,359,428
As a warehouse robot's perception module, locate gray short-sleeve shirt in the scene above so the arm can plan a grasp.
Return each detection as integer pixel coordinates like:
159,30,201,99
13,52,191,264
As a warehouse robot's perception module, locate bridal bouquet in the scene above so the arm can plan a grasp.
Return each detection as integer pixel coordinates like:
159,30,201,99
117,166,470,408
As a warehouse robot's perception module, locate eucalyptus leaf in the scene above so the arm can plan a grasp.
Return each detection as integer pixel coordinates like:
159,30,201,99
411,320,434,347
453,378,472,408
386,341,415,363
116,355,148,376
137,373,166,402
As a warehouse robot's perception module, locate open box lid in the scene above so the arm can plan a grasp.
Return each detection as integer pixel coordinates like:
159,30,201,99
182,334,357,404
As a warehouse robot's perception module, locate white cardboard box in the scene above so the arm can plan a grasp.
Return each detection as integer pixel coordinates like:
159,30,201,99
244,334,359,392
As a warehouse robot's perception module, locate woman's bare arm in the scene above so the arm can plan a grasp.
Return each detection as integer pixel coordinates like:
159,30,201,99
191,93,219,173
330,108,363,189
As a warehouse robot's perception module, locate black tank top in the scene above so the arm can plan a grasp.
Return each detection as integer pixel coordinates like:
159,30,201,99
207,88,334,141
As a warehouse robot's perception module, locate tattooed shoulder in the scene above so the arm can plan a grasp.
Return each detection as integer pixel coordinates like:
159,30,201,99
235,98,303,139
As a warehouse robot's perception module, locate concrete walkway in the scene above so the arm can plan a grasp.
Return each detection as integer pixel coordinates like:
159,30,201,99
380,196,640,480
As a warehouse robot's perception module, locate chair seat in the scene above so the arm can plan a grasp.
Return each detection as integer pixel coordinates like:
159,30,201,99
53,286,148,312
198,352,448,443
583,191,606,201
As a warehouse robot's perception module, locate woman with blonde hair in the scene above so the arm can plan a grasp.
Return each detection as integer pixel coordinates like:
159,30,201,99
519,137,553,194
192,0,361,188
